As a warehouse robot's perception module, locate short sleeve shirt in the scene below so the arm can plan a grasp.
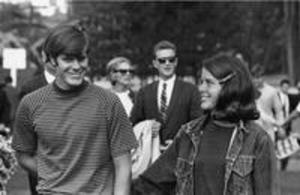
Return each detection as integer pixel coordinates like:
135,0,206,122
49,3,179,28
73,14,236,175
12,82,138,194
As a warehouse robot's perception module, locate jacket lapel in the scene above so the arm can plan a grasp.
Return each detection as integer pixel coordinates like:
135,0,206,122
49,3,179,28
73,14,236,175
151,82,160,118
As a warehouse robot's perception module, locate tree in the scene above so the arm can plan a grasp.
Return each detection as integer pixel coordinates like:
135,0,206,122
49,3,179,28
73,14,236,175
68,1,286,78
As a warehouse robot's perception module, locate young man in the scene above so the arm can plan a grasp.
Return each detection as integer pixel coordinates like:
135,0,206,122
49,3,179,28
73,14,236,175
12,24,137,195
131,40,202,151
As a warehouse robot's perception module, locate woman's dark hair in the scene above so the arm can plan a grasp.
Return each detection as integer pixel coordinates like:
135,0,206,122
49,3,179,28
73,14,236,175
202,53,259,122
42,24,89,62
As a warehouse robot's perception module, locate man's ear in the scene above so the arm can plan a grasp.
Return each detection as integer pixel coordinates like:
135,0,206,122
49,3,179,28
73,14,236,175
153,59,158,69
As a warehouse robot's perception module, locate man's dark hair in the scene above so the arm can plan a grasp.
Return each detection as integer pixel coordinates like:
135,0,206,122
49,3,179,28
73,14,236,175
42,24,89,63
202,53,259,122
280,79,290,86
153,40,176,57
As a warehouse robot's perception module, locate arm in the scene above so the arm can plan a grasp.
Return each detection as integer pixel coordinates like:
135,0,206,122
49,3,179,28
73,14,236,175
113,152,132,195
16,151,37,177
108,96,138,194
254,132,279,195
12,97,38,174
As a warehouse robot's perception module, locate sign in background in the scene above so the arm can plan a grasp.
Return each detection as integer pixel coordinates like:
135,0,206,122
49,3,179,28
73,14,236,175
3,48,26,87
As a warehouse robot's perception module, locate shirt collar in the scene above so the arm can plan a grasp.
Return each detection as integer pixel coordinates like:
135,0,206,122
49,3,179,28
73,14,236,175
44,70,55,84
159,75,176,85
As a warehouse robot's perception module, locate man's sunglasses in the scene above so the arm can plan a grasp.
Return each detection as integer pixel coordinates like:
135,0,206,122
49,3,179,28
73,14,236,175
156,57,177,64
113,69,135,74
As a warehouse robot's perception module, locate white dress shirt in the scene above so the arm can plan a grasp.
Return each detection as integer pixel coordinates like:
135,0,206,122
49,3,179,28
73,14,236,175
157,75,176,110
44,70,55,84
278,91,290,118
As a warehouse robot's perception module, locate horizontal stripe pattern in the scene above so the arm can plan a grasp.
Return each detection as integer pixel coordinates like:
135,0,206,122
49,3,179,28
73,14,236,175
13,83,137,194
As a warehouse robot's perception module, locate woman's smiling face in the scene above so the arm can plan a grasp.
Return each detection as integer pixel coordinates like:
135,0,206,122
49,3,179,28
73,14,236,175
198,67,222,111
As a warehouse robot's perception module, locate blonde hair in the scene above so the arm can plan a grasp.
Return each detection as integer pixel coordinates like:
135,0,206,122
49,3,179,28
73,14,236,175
106,57,131,73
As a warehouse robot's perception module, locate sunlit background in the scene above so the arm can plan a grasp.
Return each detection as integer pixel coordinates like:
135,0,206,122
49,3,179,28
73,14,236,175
0,0,67,16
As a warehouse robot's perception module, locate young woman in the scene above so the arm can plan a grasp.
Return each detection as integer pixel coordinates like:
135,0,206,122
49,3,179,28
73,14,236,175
106,57,135,117
133,53,278,195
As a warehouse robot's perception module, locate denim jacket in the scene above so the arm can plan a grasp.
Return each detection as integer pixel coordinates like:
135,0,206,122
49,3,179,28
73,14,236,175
133,114,279,195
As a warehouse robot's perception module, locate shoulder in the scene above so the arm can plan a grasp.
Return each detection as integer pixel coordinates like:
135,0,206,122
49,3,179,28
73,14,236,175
19,84,52,110
245,121,273,143
179,114,206,134
144,81,158,90
137,81,158,94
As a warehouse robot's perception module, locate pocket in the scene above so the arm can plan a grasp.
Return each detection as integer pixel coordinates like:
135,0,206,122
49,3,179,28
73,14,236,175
228,155,255,194
232,155,255,177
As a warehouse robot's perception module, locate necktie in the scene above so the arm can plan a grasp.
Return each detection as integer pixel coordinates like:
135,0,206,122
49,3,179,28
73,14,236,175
160,83,167,122
278,93,286,118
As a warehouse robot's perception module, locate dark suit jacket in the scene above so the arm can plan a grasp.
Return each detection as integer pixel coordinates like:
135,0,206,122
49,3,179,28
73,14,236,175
131,78,202,143
19,73,48,100
0,88,10,125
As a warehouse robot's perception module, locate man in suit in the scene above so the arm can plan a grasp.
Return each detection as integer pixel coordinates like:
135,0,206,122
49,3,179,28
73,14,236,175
131,40,202,151
278,79,292,170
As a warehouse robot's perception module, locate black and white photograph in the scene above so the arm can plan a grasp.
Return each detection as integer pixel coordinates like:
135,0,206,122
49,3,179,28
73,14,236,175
1,0,300,194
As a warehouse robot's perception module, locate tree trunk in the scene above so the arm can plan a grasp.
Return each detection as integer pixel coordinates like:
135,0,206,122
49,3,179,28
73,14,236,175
285,1,300,85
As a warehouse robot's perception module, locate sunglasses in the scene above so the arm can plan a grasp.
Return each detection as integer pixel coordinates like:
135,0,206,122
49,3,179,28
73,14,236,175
156,57,177,64
113,69,135,75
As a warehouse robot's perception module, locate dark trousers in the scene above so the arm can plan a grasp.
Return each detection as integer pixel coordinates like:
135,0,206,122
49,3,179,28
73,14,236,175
28,174,38,195
280,124,292,171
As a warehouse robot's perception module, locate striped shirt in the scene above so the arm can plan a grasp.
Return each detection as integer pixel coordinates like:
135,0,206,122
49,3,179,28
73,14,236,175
12,82,138,194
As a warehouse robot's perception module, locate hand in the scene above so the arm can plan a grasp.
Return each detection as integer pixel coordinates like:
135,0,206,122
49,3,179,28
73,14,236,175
160,139,173,152
151,120,161,138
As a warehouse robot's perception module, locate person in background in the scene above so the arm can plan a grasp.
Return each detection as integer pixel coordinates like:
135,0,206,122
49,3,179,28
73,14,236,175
133,53,278,195
106,57,136,117
277,79,293,170
3,76,19,131
0,80,10,128
278,79,291,120
12,24,137,195
253,68,285,142
131,40,202,152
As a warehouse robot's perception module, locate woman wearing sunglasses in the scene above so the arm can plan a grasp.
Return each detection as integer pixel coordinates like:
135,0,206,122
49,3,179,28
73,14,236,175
133,53,278,195
106,56,136,117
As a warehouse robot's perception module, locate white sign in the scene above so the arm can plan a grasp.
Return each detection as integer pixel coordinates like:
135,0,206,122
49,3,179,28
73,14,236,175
2,48,26,87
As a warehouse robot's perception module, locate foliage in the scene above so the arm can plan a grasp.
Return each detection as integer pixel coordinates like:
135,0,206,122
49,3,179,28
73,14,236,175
65,2,286,78
0,3,50,73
